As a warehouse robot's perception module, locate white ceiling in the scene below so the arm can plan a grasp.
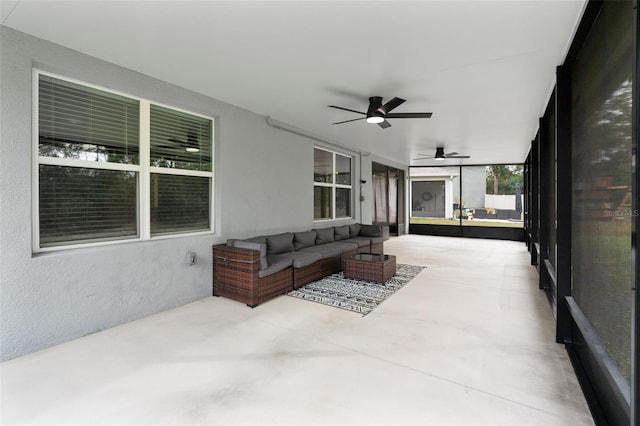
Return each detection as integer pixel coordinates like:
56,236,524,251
1,0,586,166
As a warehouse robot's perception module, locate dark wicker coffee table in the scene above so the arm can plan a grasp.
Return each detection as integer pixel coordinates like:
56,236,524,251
344,253,396,284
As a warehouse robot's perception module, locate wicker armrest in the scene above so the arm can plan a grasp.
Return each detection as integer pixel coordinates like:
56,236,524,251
213,245,293,307
214,245,260,273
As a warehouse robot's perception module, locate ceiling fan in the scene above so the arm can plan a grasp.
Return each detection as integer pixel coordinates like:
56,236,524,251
413,147,470,161
329,96,432,129
167,133,200,153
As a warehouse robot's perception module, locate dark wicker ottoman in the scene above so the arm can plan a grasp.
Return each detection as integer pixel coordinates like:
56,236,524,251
344,254,396,284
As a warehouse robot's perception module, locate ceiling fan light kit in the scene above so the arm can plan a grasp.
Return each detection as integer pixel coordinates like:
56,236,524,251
329,96,432,129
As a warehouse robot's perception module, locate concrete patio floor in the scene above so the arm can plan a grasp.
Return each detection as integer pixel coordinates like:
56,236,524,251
1,234,594,425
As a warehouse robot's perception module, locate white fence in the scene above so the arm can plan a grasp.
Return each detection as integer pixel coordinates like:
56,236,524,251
484,194,523,210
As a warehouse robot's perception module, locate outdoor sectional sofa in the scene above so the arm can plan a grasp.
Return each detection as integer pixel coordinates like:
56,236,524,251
213,224,389,307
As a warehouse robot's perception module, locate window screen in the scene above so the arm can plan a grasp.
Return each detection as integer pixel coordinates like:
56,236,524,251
570,0,632,382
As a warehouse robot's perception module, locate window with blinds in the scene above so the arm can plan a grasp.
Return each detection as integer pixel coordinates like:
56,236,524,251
39,75,139,164
35,72,214,251
149,105,212,236
150,104,212,171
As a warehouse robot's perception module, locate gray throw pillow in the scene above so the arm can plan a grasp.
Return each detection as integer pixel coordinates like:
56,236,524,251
294,231,317,250
245,236,267,244
266,232,294,255
359,224,382,237
314,227,335,244
334,225,350,241
349,224,361,237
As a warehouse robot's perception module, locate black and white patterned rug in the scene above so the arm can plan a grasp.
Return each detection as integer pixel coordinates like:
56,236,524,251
287,264,425,315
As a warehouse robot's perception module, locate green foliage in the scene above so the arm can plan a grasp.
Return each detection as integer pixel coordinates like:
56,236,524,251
486,165,523,194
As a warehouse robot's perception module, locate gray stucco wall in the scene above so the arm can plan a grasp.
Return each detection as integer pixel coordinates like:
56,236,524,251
0,27,373,361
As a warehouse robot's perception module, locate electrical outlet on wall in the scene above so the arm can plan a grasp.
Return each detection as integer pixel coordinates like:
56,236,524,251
187,252,197,266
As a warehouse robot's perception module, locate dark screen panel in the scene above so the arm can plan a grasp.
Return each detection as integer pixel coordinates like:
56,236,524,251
571,0,632,383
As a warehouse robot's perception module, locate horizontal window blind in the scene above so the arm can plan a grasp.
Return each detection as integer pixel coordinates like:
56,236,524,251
335,154,352,185
313,148,333,183
150,104,212,171
150,174,210,235
336,188,351,218
314,186,332,220
39,75,139,164
39,165,138,246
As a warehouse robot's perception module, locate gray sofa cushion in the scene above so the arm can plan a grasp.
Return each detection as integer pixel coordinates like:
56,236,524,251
266,232,294,255
234,240,268,270
349,224,362,237
331,241,359,253
343,237,371,248
294,230,317,250
368,236,386,245
359,224,382,237
275,251,323,268
334,225,350,241
259,255,293,278
299,244,342,259
314,227,334,244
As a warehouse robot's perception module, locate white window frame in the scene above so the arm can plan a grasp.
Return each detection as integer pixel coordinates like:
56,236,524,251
313,147,353,222
32,70,215,253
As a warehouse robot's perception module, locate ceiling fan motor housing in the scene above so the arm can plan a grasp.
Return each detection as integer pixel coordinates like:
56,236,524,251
367,96,384,119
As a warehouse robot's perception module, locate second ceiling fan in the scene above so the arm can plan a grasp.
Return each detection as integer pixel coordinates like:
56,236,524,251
414,147,470,161
329,96,432,129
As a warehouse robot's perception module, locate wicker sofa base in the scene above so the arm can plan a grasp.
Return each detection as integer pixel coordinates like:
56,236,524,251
213,246,294,307
215,268,293,307
293,255,341,289
370,242,383,254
